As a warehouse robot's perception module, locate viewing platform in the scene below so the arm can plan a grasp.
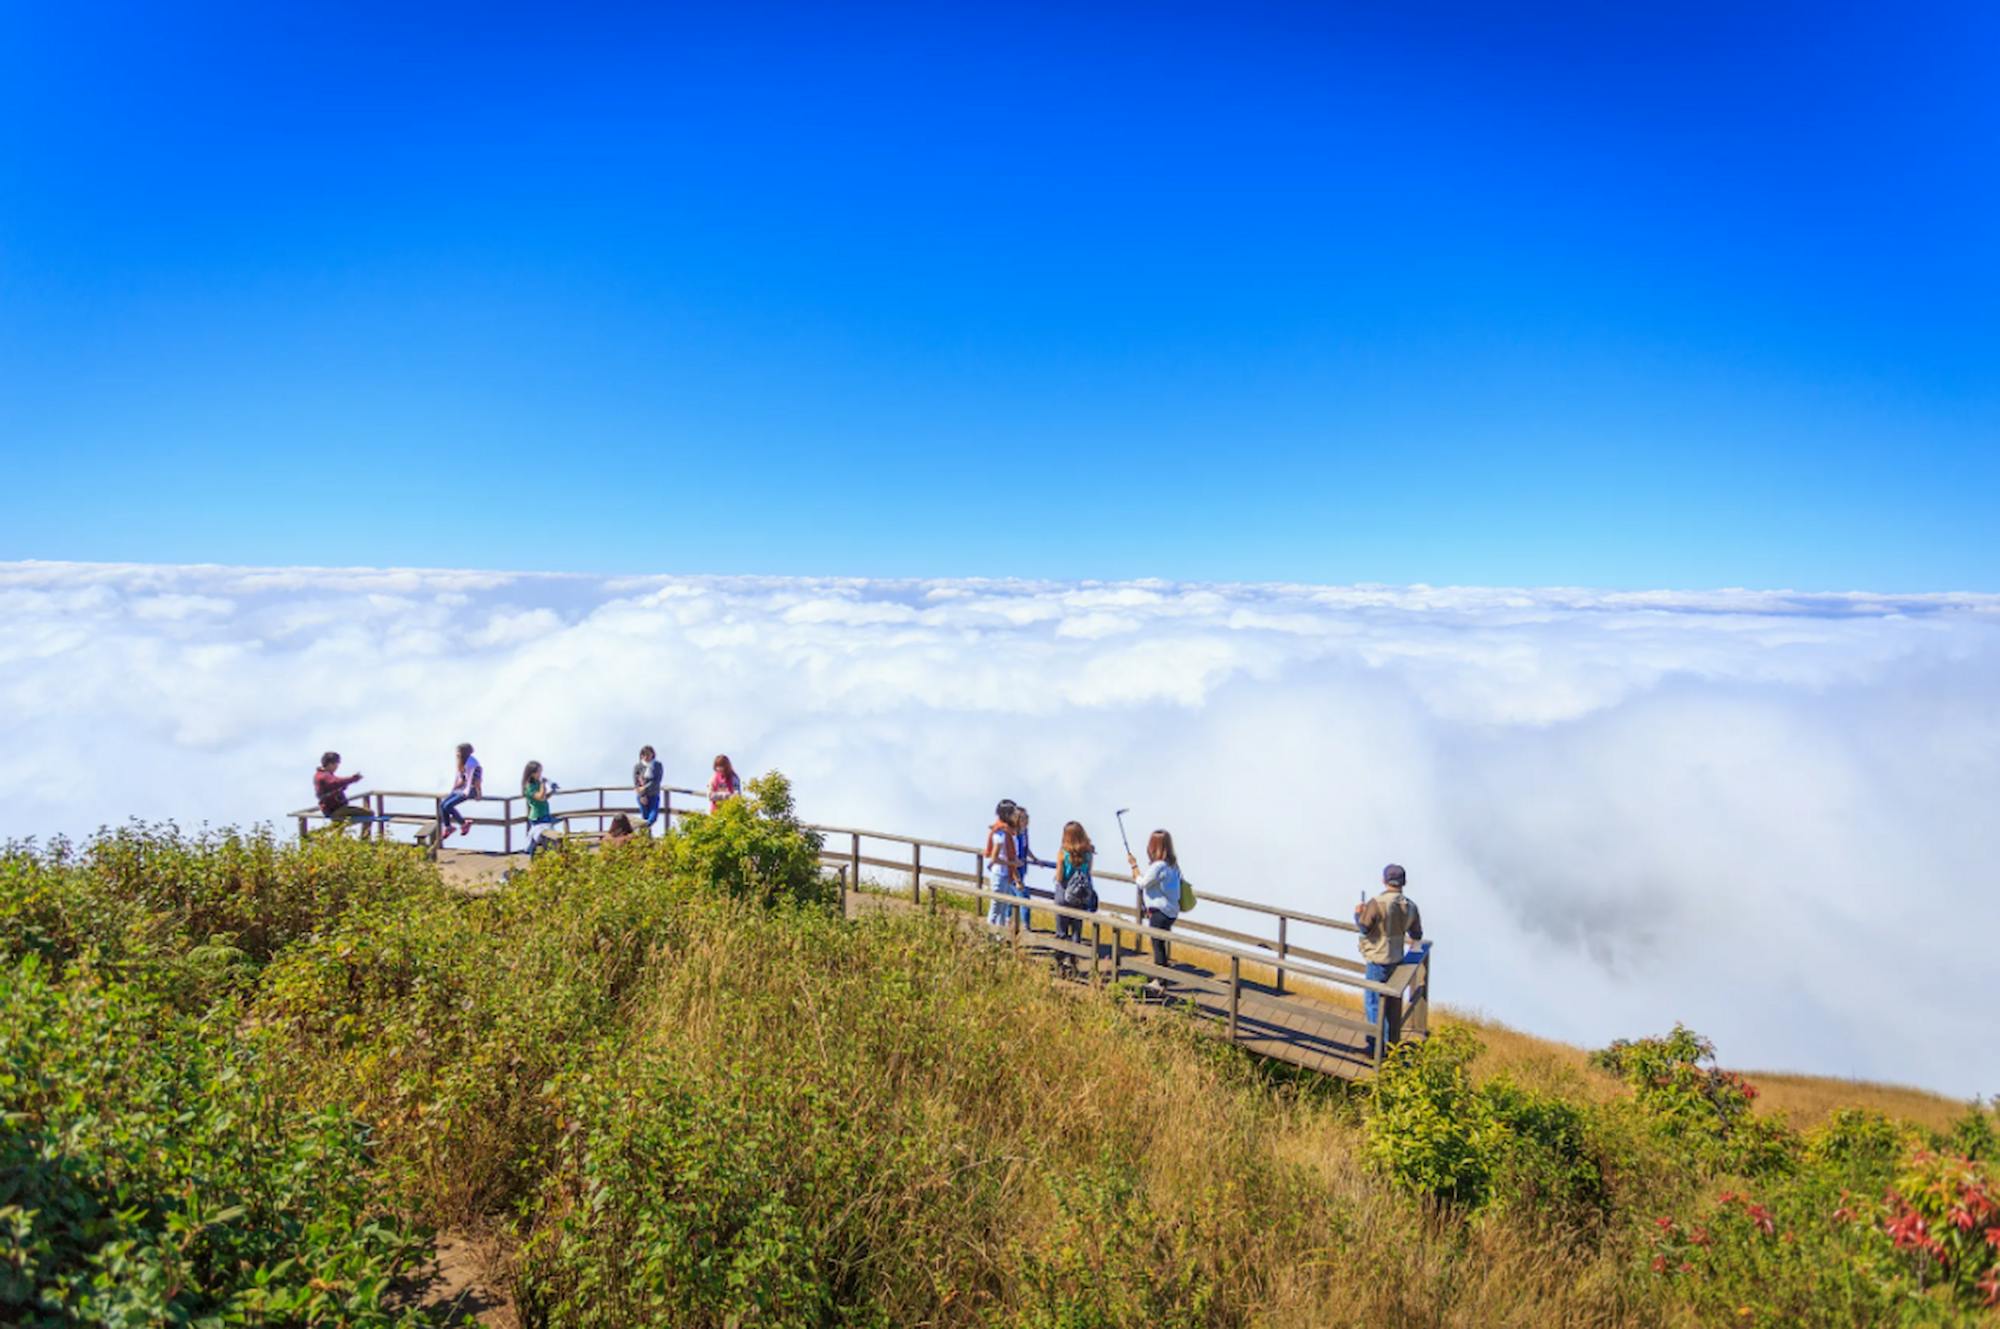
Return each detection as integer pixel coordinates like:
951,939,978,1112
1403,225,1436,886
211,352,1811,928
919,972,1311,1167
291,781,1433,1080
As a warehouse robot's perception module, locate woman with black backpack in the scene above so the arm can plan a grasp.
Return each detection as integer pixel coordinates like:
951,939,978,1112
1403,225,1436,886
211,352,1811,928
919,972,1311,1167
1054,821,1098,976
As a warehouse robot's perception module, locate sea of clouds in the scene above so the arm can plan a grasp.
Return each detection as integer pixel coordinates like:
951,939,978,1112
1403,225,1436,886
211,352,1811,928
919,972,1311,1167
3,560,1995,1096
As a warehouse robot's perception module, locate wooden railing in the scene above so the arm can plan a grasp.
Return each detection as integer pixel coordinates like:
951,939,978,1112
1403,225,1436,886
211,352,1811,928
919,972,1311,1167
291,783,709,854
290,782,1434,1070
808,821,1431,1070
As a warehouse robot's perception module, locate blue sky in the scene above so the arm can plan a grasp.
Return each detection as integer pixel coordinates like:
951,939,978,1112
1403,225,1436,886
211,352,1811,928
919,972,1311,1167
2,1,1994,589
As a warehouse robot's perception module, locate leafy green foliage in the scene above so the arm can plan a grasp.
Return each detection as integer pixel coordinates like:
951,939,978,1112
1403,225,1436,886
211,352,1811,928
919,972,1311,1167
0,954,429,1326
661,771,830,908
1593,1024,1796,1175
1365,1026,1604,1224
6,813,1995,1327
1010,1165,1216,1329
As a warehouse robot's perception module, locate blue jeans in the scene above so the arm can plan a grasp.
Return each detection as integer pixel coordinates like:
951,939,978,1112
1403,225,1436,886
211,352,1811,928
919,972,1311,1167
1363,961,1393,1034
438,792,472,832
988,878,1023,928
639,794,660,826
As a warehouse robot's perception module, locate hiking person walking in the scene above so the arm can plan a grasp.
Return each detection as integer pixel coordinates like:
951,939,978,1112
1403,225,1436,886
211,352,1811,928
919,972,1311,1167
634,746,664,829
1127,829,1182,973
1054,820,1098,972
313,752,371,836
708,754,743,812
985,800,1024,929
1354,864,1424,1053
521,760,559,855
437,743,481,841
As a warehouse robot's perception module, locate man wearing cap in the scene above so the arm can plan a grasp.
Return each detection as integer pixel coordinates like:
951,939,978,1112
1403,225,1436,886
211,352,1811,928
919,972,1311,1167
1354,864,1422,1051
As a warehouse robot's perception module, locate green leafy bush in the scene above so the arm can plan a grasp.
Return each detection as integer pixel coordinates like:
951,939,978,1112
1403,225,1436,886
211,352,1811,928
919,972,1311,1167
1594,1025,1795,1175
1365,1026,1604,1224
661,772,830,908
0,954,429,1326
1,825,442,977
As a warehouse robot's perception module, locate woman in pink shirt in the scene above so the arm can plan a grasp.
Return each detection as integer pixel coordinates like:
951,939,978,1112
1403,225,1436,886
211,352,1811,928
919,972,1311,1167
708,754,743,812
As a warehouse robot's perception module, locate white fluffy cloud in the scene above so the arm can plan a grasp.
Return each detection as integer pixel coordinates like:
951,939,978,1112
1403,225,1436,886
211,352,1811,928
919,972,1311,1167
2,560,1996,1096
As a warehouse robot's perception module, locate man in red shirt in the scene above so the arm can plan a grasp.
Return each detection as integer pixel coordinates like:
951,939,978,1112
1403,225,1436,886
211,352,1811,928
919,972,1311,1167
314,751,373,836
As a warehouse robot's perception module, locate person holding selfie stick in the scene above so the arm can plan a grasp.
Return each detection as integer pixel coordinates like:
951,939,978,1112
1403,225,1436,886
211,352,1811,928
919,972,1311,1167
1126,828,1182,972
1354,864,1423,1053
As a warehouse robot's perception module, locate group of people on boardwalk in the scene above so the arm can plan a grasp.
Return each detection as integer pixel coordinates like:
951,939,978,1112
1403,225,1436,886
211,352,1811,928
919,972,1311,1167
982,800,1186,981
317,751,1426,1048
311,746,745,853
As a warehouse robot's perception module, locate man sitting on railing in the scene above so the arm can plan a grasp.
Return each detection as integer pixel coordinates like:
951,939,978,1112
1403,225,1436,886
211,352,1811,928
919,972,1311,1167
1355,863,1423,1052
313,752,372,836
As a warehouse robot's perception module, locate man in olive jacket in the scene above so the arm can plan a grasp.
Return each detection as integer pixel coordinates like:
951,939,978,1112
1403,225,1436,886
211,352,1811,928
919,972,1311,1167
1354,863,1422,1050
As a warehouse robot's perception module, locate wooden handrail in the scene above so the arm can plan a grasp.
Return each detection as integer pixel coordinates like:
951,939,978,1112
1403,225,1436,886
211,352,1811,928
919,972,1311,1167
897,873,1405,997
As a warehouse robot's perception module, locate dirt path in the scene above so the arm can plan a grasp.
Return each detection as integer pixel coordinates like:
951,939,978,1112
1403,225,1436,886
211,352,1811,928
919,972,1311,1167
401,1230,516,1327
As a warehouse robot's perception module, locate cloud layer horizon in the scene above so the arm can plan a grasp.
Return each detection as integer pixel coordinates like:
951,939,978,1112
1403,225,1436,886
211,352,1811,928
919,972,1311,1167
4,560,1995,1096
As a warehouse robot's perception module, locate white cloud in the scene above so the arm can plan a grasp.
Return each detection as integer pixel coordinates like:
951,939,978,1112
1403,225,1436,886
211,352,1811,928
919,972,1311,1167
1,560,1995,1097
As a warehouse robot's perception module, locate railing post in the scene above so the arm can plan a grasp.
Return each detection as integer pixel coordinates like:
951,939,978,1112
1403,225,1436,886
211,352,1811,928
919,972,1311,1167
597,787,606,832
1109,922,1122,980
503,796,513,856
661,789,671,834
1091,921,1102,986
851,832,861,897
927,882,938,911
374,792,386,843
431,796,443,861
297,814,308,842
911,842,921,904
1228,955,1240,1039
1276,915,1288,995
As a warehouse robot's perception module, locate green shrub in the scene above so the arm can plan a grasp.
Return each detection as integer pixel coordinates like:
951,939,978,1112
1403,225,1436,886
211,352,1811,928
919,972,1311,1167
1011,1164,1215,1329
1,825,442,977
1594,1025,1795,1175
1366,1026,1604,1224
661,772,830,908
1939,1101,1997,1164
0,953,429,1326
1807,1107,1917,1184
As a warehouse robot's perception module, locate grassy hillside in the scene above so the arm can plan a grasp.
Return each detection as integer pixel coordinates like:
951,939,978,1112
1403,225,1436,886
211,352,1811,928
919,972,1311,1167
4,778,1996,1327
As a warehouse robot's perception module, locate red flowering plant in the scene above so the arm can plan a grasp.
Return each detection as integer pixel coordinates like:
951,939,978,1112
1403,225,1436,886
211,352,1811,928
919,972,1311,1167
1882,1149,2000,1308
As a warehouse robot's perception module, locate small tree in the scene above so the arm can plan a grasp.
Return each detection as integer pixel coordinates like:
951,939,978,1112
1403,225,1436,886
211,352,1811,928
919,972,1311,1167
664,771,831,909
1593,1025,1793,1175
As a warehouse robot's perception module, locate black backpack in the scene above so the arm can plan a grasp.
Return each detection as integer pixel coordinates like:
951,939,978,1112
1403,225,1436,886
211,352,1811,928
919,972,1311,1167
1059,851,1098,913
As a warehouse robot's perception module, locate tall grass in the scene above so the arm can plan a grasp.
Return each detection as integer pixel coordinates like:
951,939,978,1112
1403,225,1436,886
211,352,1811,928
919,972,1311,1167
5,807,1996,1326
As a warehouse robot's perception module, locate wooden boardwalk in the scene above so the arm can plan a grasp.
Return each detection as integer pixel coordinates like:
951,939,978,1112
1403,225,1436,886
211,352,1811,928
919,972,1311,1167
294,781,1433,1081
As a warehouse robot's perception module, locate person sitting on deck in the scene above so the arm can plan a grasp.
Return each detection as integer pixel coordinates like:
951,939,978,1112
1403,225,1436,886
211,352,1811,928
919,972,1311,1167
634,746,664,829
604,813,637,846
1127,829,1182,981
708,754,742,812
313,752,372,835
437,743,482,841
522,760,560,855
1354,863,1423,1052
